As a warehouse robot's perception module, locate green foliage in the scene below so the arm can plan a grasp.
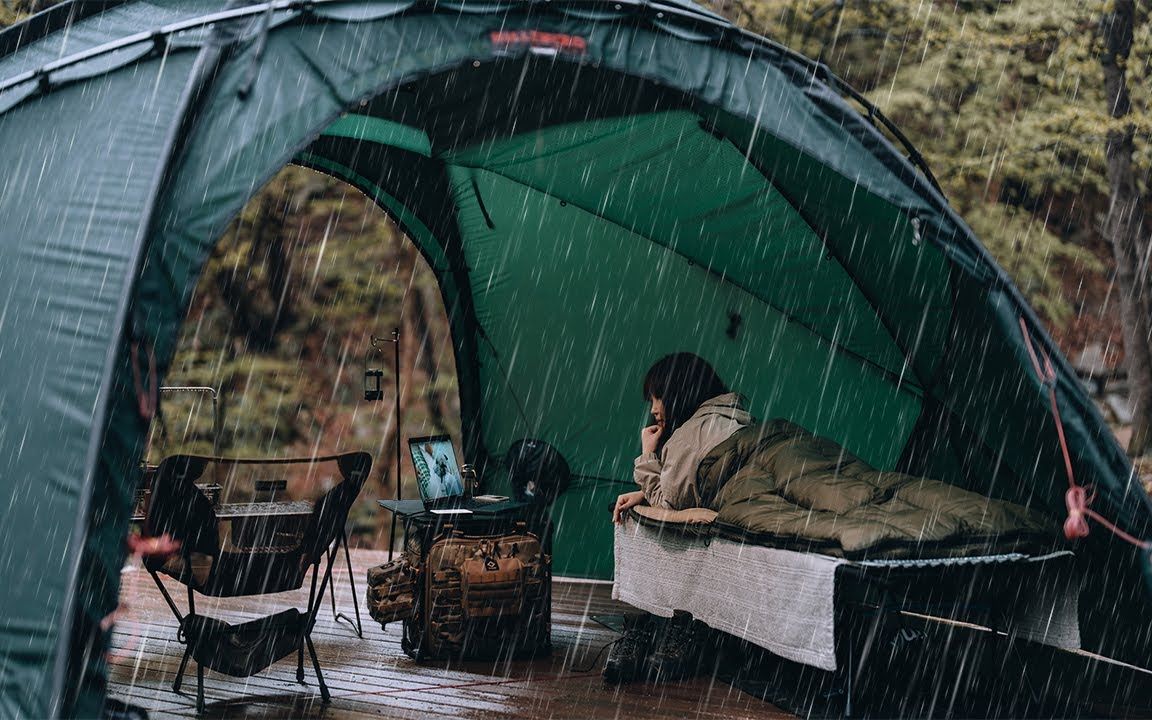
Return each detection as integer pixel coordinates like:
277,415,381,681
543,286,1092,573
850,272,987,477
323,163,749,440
164,167,456,473
0,1,66,25
0,6,25,26
708,0,1149,328
962,201,1102,325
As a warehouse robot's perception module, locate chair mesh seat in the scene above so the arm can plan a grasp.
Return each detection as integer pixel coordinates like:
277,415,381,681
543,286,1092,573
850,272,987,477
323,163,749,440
182,610,306,677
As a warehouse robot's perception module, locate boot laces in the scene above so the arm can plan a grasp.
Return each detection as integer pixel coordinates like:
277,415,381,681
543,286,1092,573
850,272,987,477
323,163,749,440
659,616,697,658
616,619,649,656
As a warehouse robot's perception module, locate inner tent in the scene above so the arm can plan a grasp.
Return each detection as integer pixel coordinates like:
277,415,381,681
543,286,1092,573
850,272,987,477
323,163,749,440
290,59,977,579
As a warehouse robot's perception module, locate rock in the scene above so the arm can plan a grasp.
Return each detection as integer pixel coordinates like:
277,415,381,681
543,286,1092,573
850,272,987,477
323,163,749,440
1075,343,1108,376
1106,394,1134,425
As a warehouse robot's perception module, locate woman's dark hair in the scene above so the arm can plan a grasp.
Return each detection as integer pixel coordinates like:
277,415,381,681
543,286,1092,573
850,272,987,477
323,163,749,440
642,353,728,451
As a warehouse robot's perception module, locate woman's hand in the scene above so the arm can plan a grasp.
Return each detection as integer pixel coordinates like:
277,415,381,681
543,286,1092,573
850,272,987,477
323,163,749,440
613,490,647,524
640,424,661,455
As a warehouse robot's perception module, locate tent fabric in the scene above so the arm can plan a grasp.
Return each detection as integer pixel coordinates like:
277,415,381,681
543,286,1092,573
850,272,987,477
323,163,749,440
0,1,1148,716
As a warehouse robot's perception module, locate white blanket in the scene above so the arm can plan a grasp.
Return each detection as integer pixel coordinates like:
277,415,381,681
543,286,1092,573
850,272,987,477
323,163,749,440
612,519,1079,672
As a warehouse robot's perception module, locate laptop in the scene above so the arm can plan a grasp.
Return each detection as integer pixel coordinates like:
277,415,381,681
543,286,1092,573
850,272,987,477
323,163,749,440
409,435,514,514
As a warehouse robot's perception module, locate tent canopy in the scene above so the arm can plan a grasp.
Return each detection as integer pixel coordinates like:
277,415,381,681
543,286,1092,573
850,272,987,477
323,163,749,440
0,1,1149,716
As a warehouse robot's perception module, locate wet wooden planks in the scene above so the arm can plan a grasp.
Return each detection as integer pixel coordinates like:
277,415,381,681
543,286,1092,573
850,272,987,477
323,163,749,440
107,549,793,719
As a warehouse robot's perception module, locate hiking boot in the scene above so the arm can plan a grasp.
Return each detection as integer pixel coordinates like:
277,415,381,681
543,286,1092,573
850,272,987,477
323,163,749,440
648,610,703,681
603,614,654,685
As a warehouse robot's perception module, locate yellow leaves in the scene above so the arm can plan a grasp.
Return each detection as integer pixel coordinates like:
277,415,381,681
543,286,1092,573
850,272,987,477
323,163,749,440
1040,106,1107,138
0,9,27,28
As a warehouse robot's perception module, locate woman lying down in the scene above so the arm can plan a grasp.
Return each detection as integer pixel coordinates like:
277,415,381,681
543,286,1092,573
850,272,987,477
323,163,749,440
605,352,1055,685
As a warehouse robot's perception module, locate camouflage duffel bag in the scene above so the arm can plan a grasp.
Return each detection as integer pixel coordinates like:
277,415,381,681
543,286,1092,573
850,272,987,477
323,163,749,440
382,531,550,660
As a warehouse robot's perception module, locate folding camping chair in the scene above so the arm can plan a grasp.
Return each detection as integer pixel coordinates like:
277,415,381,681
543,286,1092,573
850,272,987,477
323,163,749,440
142,452,371,714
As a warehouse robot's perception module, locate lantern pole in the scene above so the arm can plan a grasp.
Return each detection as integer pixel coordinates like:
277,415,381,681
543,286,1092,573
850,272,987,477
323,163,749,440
370,331,402,560
392,328,401,540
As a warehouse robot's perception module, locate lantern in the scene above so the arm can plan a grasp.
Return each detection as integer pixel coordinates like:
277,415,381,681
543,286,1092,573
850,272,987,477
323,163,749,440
363,368,384,401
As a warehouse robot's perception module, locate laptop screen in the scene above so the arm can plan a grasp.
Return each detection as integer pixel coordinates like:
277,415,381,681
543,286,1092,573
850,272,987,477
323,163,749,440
409,435,464,502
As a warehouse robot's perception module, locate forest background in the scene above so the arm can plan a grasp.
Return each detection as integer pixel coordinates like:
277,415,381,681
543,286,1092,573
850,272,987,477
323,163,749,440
1,0,1149,547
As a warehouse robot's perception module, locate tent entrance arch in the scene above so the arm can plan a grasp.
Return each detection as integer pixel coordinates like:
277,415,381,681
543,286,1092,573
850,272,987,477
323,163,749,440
1,2,1149,716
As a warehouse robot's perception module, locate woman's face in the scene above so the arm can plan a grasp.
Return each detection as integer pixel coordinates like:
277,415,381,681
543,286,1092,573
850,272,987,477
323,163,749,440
649,397,665,429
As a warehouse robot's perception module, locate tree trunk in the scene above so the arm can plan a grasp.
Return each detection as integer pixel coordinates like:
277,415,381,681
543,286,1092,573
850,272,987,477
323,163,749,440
409,278,448,429
215,186,300,352
1100,0,1152,456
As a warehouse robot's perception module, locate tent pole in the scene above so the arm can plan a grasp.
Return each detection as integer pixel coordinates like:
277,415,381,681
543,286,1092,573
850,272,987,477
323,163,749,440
50,7,249,716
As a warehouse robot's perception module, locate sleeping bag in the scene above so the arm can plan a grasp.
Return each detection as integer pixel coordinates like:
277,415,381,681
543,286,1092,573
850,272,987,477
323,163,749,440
697,420,1057,559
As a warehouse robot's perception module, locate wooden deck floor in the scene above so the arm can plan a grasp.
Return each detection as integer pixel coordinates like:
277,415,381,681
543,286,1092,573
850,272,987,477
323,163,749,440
108,549,793,719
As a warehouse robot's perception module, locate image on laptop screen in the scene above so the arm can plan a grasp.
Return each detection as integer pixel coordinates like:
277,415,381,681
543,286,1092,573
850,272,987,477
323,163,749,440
409,435,464,502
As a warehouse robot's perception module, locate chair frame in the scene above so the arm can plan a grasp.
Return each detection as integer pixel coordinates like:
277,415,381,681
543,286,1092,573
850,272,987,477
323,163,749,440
143,452,370,714
150,538,339,713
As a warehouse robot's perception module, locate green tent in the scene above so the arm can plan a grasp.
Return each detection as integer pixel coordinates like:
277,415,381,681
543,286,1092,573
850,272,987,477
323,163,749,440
0,0,1148,715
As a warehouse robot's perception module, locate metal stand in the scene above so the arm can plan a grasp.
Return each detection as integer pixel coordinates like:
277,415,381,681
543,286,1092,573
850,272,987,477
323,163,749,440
367,331,402,562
